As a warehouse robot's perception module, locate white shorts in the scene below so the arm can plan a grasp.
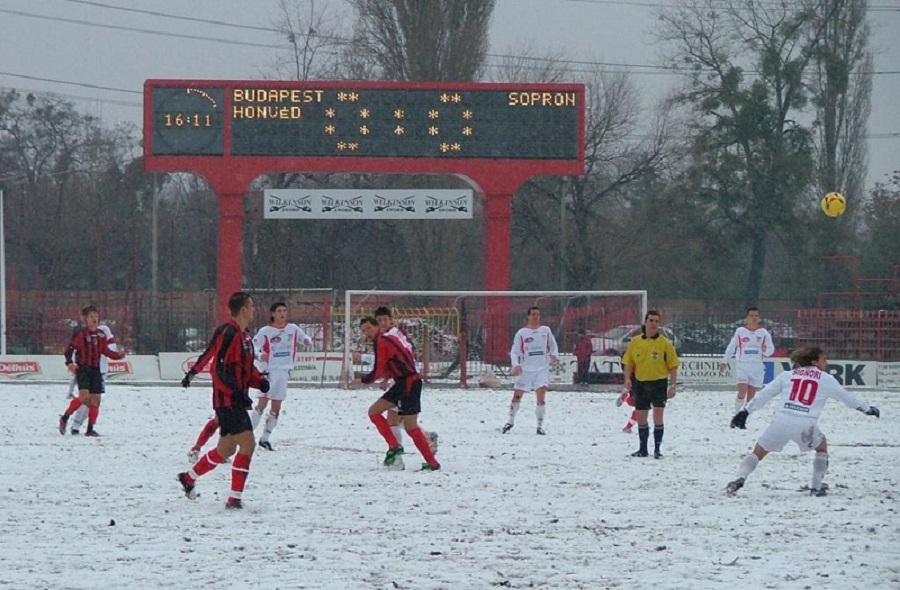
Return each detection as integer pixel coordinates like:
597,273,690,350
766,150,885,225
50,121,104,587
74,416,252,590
735,362,765,388
259,367,289,401
756,414,824,453
514,368,549,392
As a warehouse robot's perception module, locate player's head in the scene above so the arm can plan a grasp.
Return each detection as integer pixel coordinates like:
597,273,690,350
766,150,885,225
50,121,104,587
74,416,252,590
374,306,393,330
526,306,541,325
359,316,379,340
790,346,827,368
746,307,760,325
269,301,287,323
81,306,99,329
228,291,254,322
643,310,660,336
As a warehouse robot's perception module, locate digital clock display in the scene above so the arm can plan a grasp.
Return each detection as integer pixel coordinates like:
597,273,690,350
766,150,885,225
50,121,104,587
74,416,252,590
147,82,582,160
151,87,224,155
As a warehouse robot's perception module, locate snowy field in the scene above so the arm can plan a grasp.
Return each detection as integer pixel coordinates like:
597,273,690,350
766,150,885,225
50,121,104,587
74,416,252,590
1,382,898,590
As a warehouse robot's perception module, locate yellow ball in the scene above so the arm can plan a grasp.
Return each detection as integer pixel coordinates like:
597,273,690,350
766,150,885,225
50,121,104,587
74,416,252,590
820,191,847,217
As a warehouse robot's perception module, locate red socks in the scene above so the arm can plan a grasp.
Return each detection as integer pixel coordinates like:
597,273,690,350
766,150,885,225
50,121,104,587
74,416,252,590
190,449,225,481
230,453,252,499
195,418,219,448
63,398,82,417
370,413,399,448
409,427,439,468
87,405,99,428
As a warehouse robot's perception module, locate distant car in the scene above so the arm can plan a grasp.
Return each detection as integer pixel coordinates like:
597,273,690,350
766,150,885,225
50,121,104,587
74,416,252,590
591,324,679,356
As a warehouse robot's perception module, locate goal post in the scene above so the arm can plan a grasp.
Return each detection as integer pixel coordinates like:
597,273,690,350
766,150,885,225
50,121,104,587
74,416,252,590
339,290,648,387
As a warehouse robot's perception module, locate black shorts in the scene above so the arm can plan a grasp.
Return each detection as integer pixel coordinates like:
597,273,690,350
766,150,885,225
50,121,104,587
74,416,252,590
75,366,105,394
215,406,253,437
381,376,423,416
632,378,668,410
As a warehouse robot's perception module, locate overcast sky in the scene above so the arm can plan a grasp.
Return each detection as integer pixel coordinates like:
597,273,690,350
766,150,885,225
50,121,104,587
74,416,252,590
1,0,898,189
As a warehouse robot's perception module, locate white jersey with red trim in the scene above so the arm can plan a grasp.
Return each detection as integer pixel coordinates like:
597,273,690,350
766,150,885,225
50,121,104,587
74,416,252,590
510,325,559,372
385,326,414,355
253,323,311,370
722,326,774,364
746,366,870,421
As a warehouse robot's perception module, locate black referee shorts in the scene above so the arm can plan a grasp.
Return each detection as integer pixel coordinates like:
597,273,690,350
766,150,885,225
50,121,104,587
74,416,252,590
632,378,669,410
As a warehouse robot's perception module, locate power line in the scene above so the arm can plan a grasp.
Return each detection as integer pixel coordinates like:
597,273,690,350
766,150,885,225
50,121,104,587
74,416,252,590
0,71,140,95
557,0,899,11
8,6,898,77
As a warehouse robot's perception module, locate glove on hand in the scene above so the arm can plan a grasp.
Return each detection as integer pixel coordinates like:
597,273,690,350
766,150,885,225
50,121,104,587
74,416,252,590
181,371,194,388
730,409,749,429
859,406,880,418
259,378,271,394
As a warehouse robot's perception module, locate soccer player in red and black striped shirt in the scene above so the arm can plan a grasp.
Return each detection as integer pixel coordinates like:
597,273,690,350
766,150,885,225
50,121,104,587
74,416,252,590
351,316,440,472
177,292,269,509
58,306,125,437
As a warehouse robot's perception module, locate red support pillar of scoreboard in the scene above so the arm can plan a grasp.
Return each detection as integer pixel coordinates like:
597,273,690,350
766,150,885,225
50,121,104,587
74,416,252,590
217,189,245,318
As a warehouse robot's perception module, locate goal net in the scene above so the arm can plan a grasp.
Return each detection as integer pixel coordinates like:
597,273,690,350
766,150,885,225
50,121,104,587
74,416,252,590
337,290,647,387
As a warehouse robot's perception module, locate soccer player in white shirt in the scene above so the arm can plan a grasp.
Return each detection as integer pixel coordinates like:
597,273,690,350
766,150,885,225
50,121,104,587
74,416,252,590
502,306,560,435
720,307,774,412
249,302,312,451
725,346,880,496
67,323,117,435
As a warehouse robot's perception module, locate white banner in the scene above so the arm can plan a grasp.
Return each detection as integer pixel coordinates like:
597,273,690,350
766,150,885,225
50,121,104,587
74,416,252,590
0,355,159,381
264,189,473,219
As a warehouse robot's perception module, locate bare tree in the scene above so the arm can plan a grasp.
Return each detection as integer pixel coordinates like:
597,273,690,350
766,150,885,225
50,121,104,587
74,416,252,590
346,0,494,81
267,0,347,80
512,66,672,290
807,0,872,203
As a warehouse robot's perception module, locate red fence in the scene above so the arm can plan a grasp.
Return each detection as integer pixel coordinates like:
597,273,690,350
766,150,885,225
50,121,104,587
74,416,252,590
5,290,900,362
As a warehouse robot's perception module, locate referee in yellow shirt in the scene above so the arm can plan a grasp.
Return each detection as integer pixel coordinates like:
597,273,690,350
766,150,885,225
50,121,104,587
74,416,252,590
622,311,679,458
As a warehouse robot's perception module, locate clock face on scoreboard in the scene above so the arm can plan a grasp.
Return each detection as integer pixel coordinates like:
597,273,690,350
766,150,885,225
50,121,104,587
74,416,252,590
150,87,225,156
147,83,582,161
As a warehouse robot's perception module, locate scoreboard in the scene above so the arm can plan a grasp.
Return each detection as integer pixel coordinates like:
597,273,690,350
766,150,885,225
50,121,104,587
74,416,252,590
146,81,583,160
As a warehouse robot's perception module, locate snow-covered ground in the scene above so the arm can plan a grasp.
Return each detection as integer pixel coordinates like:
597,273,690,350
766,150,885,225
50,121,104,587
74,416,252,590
2,382,898,590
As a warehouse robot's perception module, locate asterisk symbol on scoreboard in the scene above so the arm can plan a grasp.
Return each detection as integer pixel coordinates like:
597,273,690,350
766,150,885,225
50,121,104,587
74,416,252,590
359,125,370,135
394,109,404,119
325,108,336,118
348,92,359,101
429,126,439,136
463,126,473,136
337,141,346,150
439,93,451,103
428,110,439,119
451,143,461,151
349,142,359,150
394,125,405,135
440,143,450,152
360,108,370,118
451,93,462,103
462,110,473,120
325,124,336,134
337,92,348,101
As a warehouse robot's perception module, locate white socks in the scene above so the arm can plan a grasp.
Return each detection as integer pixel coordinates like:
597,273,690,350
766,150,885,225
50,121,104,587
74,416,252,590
535,403,546,427
735,397,746,413
811,452,829,490
71,406,88,431
260,414,278,443
735,454,760,480
250,408,262,430
507,401,521,425
391,425,404,446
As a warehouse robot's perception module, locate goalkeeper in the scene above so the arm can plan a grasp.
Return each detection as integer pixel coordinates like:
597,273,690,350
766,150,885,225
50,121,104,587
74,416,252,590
726,346,880,497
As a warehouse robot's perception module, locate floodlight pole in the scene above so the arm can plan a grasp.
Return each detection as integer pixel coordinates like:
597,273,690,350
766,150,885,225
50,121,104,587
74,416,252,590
1,188,6,355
